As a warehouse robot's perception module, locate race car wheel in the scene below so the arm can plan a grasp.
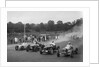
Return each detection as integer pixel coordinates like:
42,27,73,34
50,48,54,54
26,45,31,52
75,48,78,54
57,52,60,57
15,46,19,51
26,48,29,52
21,46,24,50
32,46,35,51
26,47,29,52
40,50,43,54
57,46,60,50
70,51,74,58
34,47,37,52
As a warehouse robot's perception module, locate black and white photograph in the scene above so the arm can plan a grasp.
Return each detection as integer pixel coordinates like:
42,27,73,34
7,11,83,62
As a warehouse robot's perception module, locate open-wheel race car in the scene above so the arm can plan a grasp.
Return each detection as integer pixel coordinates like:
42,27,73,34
26,42,45,52
15,42,29,51
40,44,60,55
57,46,78,58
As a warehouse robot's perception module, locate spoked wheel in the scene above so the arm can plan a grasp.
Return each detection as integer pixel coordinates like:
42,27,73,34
40,51,43,54
57,53,60,57
34,46,38,52
15,46,19,51
26,47,29,52
21,46,24,50
70,50,74,58
27,45,31,52
57,50,60,57
74,48,78,54
50,48,54,54
40,49,43,54
57,46,60,50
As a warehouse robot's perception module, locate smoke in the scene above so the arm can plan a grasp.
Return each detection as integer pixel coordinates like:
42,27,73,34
71,23,83,38
46,22,83,44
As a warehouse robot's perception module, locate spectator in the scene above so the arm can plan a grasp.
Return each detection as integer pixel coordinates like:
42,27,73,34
14,37,18,44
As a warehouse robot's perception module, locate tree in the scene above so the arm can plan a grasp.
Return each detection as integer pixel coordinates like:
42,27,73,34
56,20,63,31
47,20,55,31
75,18,83,26
7,21,15,33
7,18,83,33
39,22,45,31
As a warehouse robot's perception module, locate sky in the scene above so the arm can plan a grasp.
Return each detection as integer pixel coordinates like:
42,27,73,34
7,11,83,24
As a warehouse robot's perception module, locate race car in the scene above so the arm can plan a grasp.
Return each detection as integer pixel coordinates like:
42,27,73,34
26,42,45,52
57,46,78,58
15,42,29,51
40,44,60,55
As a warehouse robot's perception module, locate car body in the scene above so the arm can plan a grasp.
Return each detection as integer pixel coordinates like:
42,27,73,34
57,46,78,58
26,42,45,52
40,44,60,55
15,42,29,50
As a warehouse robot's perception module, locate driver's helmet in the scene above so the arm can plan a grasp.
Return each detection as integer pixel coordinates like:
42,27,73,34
52,41,54,43
68,42,71,45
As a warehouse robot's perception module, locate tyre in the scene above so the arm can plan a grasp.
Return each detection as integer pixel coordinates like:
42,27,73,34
21,46,24,50
70,51,74,58
34,46,37,52
15,46,19,51
75,48,78,54
57,53,60,57
57,46,60,50
26,47,29,52
26,48,29,52
40,50,43,54
32,46,35,51
50,48,54,54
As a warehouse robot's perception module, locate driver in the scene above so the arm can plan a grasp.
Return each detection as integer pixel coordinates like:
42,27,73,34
33,41,39,46
50,41,56,47
63,42,72,50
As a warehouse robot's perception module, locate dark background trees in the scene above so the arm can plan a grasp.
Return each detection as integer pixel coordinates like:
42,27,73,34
7,18,83,33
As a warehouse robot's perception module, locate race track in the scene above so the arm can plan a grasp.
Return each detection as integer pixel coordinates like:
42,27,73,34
7,36,83,62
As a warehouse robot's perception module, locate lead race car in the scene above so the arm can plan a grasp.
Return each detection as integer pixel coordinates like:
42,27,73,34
39,43,60,55
57,43,78,58
15,42,29,50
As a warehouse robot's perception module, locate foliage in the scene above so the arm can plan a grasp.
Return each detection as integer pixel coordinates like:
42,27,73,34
7,18,83,33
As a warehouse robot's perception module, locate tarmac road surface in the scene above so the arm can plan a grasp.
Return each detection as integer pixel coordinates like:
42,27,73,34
7,37,83,62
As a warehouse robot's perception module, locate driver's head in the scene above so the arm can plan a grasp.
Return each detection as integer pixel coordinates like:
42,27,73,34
68,42,71,45
52,41,54,43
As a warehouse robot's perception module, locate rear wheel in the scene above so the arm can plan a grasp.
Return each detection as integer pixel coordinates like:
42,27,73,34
57,53,60,57
26,46,29,52
40,50,43,54
57,46,60,50
75,48,78,54
34,46,38,52
50,48,54,54
70,50,74,58
15,46,19,51
21,46,24,50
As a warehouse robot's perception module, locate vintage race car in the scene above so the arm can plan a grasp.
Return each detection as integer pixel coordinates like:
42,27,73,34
40,44,60,55
26,42,45,52
57,47,78,58
15,42,29,50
